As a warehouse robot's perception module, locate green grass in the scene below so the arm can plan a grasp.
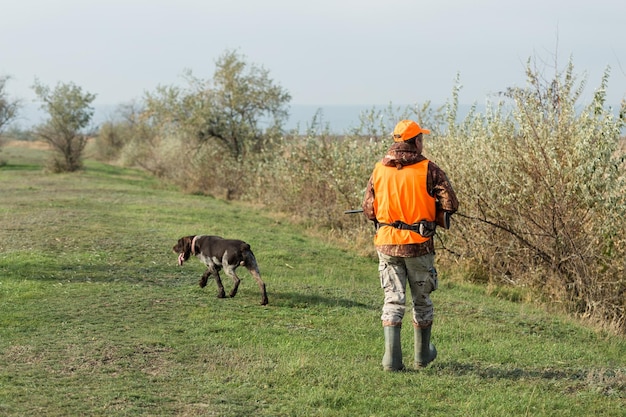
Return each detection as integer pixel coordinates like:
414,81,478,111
0,146,624,416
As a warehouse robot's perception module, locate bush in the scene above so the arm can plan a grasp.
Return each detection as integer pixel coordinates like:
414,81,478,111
429,59,626,332
32,80,96,172
92,102,144,162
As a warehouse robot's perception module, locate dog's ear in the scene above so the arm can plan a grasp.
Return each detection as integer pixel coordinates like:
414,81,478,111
173,236,189,253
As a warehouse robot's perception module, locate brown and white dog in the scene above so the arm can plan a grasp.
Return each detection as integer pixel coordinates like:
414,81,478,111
173,235,268,305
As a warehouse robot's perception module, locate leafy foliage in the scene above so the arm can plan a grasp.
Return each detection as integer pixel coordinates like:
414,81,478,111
109,50,292,198
94,101,147,162
0,75,20,138
194,50,291,159
32,80,96,172
430,58,626,331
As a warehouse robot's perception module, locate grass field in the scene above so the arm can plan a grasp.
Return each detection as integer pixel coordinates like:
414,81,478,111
0,144,624,416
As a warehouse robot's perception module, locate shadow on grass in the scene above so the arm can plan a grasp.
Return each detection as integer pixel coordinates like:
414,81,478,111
272,290,374,310
0,260,179,286
434,360,587,381
0,163,42,171
434,362,626,396
2,260,375,310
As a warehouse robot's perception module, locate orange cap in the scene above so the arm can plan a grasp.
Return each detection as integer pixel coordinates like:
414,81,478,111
392,120,431,142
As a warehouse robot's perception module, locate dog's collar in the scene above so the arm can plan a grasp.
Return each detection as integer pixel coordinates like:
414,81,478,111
190,235,207,255
191,235,200,255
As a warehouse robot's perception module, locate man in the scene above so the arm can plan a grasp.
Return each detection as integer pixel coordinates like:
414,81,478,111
362,119,458,371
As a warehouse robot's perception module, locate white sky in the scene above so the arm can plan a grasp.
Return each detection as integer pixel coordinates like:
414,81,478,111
1,0,625,111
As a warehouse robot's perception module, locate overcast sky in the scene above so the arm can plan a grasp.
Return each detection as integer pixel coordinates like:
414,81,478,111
2,0,625,114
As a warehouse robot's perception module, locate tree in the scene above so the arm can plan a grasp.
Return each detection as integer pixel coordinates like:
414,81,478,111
0,75,20,138
33,80,96,172
132,50,291,198
200,50,291,159
144,49,291,161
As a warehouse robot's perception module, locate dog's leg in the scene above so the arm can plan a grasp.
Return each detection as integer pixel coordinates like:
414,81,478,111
213,270,227,299
224,265,241,299
199,270,211,288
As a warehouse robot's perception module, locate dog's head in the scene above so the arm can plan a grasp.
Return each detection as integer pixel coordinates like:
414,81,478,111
173,235,195,266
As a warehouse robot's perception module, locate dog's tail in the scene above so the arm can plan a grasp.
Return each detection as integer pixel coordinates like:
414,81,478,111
239,243,268,305
240,243,258,269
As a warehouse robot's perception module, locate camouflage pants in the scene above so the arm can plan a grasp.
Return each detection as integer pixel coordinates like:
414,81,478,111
378,251,438,326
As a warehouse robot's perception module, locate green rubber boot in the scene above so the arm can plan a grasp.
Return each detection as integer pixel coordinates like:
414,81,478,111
414,323,437,368
382,325,404,371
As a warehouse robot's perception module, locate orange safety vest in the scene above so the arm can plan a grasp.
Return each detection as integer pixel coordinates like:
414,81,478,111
372,159,436,245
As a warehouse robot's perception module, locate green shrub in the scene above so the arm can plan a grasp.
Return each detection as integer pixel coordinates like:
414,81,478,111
430,59,625,332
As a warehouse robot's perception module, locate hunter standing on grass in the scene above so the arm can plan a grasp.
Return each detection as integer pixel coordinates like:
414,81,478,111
362,119,459,371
